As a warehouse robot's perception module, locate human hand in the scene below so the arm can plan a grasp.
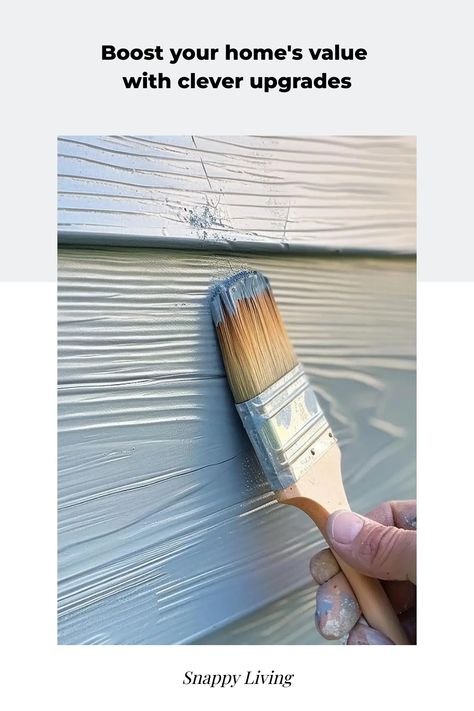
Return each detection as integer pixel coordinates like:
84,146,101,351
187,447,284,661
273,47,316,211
310,500,416,644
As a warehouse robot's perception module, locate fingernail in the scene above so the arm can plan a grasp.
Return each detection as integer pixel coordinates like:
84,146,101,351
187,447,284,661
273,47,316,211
310,548,339,584
330,511,364,544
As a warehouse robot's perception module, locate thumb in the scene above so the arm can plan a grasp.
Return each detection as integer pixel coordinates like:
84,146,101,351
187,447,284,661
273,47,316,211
327,510,416,584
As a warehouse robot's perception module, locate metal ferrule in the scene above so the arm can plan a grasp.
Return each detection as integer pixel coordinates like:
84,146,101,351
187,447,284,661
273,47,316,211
236,364,337,491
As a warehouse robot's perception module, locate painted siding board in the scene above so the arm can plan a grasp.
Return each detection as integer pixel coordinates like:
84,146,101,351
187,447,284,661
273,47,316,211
58,247,415,644
58,136,415,254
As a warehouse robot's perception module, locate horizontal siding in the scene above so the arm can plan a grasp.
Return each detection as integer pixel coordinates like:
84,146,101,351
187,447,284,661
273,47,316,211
194,584,336,645
58,135,416,254
58,247,415,644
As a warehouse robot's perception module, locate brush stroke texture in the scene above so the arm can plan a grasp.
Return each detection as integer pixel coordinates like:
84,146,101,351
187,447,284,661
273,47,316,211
193,584,337,645
58,247,415,644
58,136,415,254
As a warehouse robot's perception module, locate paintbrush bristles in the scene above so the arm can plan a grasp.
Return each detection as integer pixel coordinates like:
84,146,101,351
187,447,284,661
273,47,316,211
212,271,298,403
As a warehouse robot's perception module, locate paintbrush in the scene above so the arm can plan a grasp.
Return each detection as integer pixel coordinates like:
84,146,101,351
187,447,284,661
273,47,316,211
211,270,408,645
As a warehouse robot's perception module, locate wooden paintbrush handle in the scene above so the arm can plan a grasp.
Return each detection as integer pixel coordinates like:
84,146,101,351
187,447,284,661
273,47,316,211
276,446,409,645
335,556,409,645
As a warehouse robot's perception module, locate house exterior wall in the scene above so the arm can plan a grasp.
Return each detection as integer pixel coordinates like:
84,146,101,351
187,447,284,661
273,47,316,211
58,135,415,254
58,247,415,644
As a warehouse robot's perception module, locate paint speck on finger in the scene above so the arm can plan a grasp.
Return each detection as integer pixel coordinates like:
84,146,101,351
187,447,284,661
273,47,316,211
403,513,417,530
316,581,360,640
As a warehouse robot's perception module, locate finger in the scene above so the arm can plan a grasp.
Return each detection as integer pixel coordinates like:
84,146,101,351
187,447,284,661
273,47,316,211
347,619,394,645
315,571,360,640
310,550,415,627
365,500,416,530
327,510,416,584
382,580,416,615
399,608,417,644
310,548,340,584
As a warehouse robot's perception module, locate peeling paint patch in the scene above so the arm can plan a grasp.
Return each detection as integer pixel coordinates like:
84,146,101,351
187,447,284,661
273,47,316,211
180,199,227,242
182,200,225,240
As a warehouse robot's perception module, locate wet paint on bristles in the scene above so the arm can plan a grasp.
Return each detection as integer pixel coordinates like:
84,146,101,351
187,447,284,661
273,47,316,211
210,270,270,325
211,270,298,403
